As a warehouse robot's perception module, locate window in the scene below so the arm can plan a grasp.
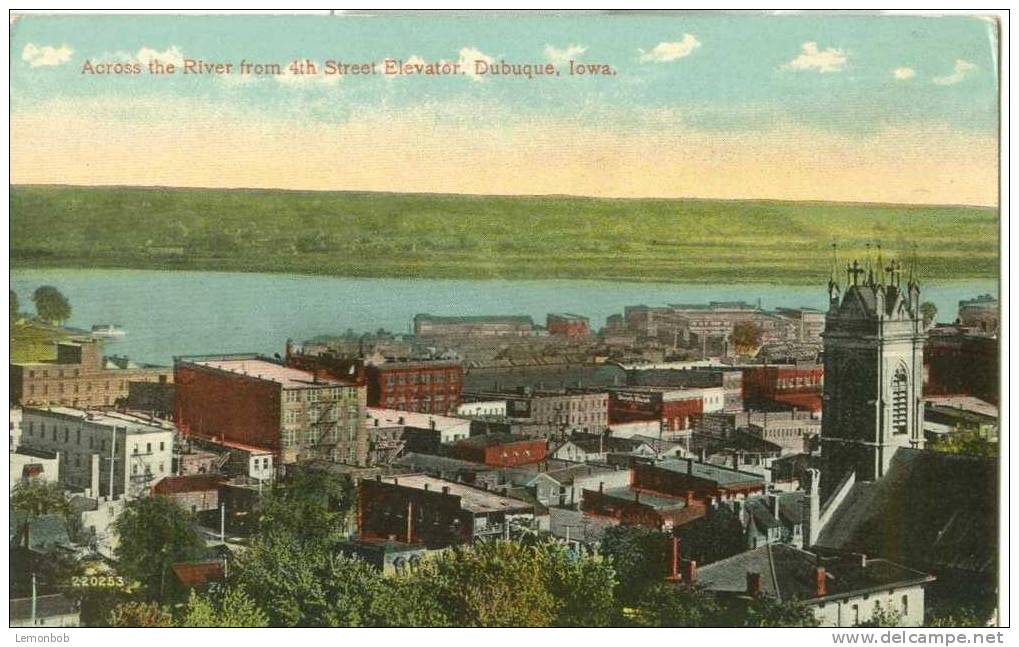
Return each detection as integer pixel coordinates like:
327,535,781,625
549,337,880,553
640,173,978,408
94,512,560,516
901,595,908,617
146,442,152,453
159,441,165,451
852,605,859,625
891,368,909,435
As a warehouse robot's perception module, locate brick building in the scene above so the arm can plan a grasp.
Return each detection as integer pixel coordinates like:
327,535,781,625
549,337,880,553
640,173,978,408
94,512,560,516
174,356,366,466
546,313,590,338
11,339,172,408
581,484,706,531
632,457,766,502
608,387,723,432
358,474,536,549
741,364,824,414
413,314,535,337
449,433,547,467
464,389,609,437
152,474,225,513
627,368,744,412
287,346,464,415
924,326,999,406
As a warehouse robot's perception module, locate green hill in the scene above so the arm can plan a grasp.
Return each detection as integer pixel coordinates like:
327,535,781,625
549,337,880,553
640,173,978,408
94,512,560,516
10,185,999,284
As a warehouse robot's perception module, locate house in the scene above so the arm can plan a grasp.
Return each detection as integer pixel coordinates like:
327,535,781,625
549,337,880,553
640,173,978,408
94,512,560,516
10,447,60,491
631,457,766,503
152,474,226,513
581,484,706,531
695,544,934,627
10,593,80,627
339,537,431,575
551,433,653,463
358,474,536,549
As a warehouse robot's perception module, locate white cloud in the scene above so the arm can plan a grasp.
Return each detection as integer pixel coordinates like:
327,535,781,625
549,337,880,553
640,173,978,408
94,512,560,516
783,42,847,73
21,43,73,67
892,67,916,80
274,61,341,87
638,34,700,63
933,59,978,85
544,44,587,65
458,46,493,81
135,46,184,67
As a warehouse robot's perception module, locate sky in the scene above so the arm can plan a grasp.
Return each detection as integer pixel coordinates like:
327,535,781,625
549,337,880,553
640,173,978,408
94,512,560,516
9,11,1000,205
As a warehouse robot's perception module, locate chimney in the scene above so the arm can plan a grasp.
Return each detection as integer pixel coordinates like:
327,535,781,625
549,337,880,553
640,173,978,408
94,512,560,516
374,419,379,427
772,494,780,520
393,477,399,485
442,486,450,495
634,490,640,504
815,566,827,597
423,483,429,491
746,572,763,597
429,418,436,430
687,458,694,475
375,474,382,482
599,481,604,493
682,559,697,585
684,490,694,506
699,447,707,463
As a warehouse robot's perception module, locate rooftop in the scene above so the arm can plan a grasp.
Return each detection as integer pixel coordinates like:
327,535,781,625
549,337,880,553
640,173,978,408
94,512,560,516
378,474,534,514
23,406,175,434
697,544,933,604
600,486,689,511
455,433,542,448
10,593,78,620
654,458,766,487
415,314,534,325
171,561,225,588
366,408,471,431
186,357,348,389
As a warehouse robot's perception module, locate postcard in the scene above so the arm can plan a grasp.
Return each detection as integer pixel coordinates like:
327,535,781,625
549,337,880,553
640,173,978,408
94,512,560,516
7,9,1003,634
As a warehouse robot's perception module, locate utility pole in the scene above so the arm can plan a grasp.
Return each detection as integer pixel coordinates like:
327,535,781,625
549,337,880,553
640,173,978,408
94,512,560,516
220,503,226,544
109,425,117,499
30,572,37,625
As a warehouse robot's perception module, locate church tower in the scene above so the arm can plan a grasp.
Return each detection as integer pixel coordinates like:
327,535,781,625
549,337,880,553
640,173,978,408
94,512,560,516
820,257,926,500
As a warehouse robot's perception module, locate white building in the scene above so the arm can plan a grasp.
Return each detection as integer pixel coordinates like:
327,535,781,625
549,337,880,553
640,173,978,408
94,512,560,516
10,448,61,491
19,407,174,500
456,400,507,418
366,407,472,444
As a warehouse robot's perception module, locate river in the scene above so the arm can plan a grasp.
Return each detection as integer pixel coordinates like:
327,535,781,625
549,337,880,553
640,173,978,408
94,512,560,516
10,269,998,365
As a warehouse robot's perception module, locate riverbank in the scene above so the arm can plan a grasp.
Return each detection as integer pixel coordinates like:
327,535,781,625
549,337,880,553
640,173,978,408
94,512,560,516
10,185,999,285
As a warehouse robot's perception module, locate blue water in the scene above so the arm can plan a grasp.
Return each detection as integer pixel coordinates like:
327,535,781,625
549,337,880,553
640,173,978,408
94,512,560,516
10,269,998,365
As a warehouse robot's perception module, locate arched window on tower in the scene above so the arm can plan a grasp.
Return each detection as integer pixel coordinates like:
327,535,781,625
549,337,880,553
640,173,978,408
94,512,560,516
892,368,909,435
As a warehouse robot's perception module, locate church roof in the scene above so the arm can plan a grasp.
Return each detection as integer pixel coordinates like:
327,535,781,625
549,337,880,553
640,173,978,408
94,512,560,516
816,448,997,575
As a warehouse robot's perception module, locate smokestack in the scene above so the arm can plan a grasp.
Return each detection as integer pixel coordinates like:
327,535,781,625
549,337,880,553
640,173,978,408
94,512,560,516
815,566,827,597
746,572,763,596
669,536,680,580
682,559,697,585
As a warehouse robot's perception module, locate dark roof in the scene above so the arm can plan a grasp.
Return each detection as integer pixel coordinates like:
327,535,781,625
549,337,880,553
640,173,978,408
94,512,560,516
171,561,225,587
395,452,497,475
153,474,226,494
697,544,933,604
567,433,646,454
655,458,765,487
745,492,805,530
9,512,72,553
600,487,688,511
10,594,78,620
464,363,626,392
817,448,997,575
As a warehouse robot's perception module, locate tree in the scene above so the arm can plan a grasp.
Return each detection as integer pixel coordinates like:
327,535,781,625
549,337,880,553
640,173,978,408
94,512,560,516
538,541,617,627
31,286,71,324
740,594,820,627
11,480,71,519
629,583,724,627
857,601,903,627
257,469,356,547
927,606,990,627
367,567,453,628
429,540,558,627
600,525,671,606
108,601,174,627
730,321,763,355
920,302,938,328
10,290,19,325
112,497,206,601
178,587,270,627
928,431,998,458
230,530,380,627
